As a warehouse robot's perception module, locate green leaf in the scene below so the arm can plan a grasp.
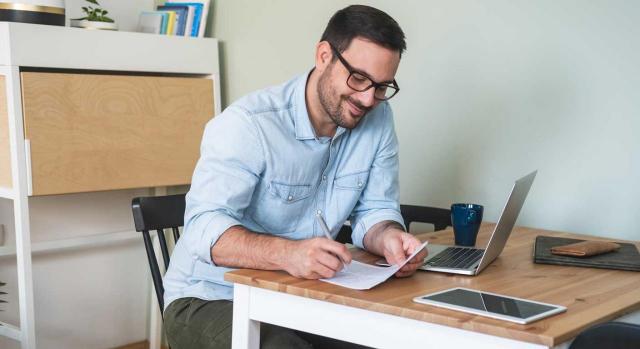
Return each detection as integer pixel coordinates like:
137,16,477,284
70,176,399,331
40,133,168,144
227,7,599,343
102,10,108,16
85,0,99,5
101,15,114,23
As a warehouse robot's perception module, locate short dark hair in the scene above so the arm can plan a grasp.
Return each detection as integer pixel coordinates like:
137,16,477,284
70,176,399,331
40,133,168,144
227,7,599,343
320,5,406,56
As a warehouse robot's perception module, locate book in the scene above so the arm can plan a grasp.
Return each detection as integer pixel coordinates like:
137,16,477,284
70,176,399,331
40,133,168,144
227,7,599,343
182,5,195,37
158,5,189,36
166,0,209,37
533,235,640,272
164,10,176,35
137,11,167,34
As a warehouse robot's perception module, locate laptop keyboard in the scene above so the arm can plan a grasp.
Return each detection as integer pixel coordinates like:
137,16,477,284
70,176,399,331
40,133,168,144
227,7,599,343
425,247,484,269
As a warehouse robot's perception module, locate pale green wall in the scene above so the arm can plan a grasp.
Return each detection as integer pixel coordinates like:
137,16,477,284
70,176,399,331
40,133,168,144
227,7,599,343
210,0,639,240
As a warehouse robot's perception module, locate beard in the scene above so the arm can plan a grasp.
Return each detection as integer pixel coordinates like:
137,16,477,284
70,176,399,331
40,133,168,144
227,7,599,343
317,66,371,130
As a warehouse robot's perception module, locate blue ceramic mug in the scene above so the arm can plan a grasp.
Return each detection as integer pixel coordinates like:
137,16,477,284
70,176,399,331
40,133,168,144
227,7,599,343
451,203,484,247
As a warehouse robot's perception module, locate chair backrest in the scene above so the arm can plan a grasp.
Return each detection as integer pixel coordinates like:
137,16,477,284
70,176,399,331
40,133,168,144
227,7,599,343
569,321,640,349
335,205,451,244
132,194,186,314
400,205,451,232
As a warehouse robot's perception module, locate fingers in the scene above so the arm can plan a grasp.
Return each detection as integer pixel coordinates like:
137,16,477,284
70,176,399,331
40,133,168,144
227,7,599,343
309,263,336,279
393,235,427,277
299,238,351,279
401,233,424,254
316,250,344,273
384,238,407,265
320,239,352,265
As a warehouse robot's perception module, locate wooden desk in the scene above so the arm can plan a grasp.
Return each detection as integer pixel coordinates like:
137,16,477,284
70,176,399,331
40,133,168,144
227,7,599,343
225,224,640,349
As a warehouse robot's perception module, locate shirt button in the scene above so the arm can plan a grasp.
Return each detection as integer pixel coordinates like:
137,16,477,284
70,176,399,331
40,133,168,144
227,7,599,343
317,209,322,215
322,175,327,181
192,255,198,260
287,195,293,201
357,182,363,187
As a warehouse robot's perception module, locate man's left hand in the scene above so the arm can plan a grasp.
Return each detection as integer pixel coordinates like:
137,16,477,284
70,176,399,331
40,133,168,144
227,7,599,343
381,228,428,277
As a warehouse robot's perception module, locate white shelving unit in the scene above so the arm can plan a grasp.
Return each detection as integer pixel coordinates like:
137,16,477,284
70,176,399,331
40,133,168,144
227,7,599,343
0,22,221,348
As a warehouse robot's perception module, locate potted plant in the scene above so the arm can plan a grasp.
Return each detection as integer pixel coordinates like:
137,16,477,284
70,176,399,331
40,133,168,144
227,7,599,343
70,0,118,30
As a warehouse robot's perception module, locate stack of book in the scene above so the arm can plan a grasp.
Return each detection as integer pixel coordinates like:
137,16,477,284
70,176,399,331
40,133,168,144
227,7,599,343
137,0,210,37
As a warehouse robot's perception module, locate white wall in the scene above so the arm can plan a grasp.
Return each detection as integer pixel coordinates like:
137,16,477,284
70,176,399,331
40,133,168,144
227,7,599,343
211,0,640,240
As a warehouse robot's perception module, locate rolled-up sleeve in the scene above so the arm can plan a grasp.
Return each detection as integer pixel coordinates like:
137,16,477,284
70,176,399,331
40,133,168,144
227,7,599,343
350,105,406,249
182,106,265,265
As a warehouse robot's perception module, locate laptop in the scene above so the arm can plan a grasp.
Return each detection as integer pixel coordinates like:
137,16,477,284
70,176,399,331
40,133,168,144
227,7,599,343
419,170,537,275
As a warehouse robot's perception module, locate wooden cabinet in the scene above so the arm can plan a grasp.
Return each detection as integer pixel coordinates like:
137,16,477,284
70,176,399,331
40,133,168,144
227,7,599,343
21,72,215,195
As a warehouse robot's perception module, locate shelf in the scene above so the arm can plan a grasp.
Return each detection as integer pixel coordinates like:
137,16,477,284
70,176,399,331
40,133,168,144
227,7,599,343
0,187,14,200
0,320,21,341
0,21,221,348
0,22,219,75
0,230,142,258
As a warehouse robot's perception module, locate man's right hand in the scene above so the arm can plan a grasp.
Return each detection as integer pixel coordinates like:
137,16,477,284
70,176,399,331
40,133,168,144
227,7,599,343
284,238,352,279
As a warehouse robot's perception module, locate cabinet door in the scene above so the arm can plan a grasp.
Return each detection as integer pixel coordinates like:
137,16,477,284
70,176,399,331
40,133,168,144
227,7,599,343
21,71,215,195
0,75,11,189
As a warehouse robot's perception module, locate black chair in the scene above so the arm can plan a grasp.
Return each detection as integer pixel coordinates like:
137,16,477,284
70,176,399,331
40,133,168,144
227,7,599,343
569,321,640,349
132,194,186,315
335,205,451,244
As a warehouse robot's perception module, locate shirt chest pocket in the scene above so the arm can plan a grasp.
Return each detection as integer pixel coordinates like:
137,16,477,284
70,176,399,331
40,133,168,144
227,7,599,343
335,170,369,191
333,170,370,213
250,181,313,235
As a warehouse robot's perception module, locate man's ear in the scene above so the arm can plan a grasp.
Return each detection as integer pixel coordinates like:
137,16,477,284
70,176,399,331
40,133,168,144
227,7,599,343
315,41,333,72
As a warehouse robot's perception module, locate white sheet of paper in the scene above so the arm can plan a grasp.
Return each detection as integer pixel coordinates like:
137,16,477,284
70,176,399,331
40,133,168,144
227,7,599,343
320,241,429,290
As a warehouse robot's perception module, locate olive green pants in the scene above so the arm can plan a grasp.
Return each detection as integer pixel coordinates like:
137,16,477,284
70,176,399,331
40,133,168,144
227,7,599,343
164,297,370,349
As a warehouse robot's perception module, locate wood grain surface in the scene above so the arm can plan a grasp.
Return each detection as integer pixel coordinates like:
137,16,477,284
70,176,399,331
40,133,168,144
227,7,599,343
225,224,640,346
0,75,11,188
21,71,215,195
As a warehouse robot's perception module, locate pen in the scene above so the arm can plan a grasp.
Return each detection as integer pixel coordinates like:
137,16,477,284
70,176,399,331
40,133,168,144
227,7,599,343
316,213,350,266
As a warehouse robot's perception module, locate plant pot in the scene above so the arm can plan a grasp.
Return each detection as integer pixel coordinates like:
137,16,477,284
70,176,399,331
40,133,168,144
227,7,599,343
69,19,117,30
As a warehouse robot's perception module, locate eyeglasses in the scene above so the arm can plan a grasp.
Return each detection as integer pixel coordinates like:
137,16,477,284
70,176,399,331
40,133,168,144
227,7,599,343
329,44,400,101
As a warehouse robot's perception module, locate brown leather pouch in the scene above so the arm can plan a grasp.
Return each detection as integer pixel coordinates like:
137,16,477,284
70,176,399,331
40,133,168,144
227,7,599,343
551,240,621,257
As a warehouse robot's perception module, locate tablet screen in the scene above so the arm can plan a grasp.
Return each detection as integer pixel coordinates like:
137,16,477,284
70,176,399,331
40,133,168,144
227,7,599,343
421,288,556,319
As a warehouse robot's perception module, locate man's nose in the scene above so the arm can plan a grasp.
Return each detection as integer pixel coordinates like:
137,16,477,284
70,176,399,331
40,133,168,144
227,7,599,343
354,88,376,107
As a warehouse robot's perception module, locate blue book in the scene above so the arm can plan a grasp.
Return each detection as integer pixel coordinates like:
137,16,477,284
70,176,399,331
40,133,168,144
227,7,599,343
159,12,169,34
157,5,189,36
165,2,203,37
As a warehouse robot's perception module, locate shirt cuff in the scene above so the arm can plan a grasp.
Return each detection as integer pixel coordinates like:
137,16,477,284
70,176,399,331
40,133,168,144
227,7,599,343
195,212,242,265
351,209,406,249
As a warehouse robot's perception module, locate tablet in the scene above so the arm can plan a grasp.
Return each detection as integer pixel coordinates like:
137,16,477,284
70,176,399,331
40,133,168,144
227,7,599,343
413,287,566,324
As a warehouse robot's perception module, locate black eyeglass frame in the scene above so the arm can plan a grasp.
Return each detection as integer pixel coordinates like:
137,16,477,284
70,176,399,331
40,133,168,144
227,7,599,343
329,44,400,101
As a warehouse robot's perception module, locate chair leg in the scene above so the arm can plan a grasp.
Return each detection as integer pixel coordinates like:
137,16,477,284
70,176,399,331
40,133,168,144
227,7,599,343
142,230,165,314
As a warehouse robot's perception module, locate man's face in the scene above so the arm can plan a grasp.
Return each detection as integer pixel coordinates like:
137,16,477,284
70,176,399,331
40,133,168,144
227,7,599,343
317,37,401,130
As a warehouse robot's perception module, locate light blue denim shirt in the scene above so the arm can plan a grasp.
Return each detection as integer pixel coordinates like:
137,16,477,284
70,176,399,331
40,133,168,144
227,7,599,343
163,71,405,309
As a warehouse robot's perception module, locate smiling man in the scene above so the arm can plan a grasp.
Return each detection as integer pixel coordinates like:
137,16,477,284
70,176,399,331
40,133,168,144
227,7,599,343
163,5,427,349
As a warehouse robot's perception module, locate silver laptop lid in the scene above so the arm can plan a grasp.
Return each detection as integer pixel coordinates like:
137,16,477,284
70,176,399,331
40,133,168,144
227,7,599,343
475,170,537,274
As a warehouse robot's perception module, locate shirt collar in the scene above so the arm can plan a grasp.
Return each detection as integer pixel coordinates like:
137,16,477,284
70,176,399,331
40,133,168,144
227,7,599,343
293,69,347,141
293,70,317,140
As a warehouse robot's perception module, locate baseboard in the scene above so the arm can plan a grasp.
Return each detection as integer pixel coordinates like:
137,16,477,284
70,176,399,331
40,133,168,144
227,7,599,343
113,340,169,349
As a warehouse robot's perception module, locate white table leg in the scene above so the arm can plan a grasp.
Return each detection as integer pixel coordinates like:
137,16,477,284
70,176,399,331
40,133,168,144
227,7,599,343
232,284,260,349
